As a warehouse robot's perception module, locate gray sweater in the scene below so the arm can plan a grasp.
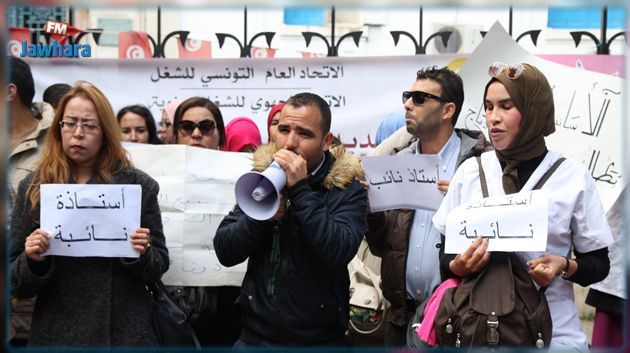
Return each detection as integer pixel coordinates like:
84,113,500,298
11,168,169,346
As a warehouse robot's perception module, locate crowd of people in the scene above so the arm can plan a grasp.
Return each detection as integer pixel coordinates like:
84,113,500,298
6,55,625,351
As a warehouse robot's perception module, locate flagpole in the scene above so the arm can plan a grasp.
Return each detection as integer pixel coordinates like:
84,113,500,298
157,6,162,52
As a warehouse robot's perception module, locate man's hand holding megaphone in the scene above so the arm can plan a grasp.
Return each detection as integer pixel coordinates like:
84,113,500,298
272,148,308,188
267,148,305,221
235,147,311,221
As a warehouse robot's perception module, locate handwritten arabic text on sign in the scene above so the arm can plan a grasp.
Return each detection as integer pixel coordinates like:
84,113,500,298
361,154,444,212
126,144,252,286
457,22,624,211
444,190,549,254
40,184,141,258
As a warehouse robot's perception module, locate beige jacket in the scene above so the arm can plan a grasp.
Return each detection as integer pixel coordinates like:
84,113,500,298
9,102,54,196
9,102,53,341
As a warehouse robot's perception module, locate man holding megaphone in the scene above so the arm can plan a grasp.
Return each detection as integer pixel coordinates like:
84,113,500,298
214,93,368,347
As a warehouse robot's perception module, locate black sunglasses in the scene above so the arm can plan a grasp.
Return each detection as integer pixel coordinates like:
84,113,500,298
402,91,444,105
178,120,216,136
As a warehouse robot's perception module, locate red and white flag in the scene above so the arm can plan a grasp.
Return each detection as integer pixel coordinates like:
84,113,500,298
118,31,153,59
301,51,327,58
177,38,212,59
250,46,277,58
8,27,30,57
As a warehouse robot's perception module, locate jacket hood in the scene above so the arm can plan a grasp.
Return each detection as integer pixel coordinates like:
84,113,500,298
251,143,364,190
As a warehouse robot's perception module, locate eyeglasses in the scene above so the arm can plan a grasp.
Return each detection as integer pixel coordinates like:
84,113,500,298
178,120,216,136
402,91,444,105
488,62,525,80
59,119,101,134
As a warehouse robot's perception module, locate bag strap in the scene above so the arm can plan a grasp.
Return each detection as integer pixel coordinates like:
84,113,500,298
475,156,566,196
476,156,489,198
532,157,566,190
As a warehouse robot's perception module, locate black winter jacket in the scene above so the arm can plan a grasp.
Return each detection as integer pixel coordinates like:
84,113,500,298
214,144,368,345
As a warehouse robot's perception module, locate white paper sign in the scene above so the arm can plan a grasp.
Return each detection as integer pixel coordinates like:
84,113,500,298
444,190,549,254
126,144,252,286
40,184,141,258
361,155,444,212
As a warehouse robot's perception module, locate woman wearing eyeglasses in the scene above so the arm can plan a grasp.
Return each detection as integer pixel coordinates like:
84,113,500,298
168,97,240,346
432,63,612,350
10,81,169,347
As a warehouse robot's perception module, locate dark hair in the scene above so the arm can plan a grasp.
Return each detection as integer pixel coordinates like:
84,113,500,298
116,104,162,144
285,92,331,134
416,66,464,126
173,97,226,147
43,83,72,109
9,56,35,108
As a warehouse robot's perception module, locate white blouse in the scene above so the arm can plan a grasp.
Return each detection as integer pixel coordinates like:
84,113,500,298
433,150,613,351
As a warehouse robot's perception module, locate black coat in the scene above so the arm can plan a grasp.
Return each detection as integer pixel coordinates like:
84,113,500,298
214,145,368,345
11,168,169,346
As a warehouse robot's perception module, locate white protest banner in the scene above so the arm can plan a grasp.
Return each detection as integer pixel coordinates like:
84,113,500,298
125,144,252,286
28,55,459,155
40,184,141,258
457,22,625,211
361,155,443,212
444,190,549,254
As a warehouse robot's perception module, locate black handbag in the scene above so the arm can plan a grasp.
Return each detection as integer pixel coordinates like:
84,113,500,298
148,280,201,349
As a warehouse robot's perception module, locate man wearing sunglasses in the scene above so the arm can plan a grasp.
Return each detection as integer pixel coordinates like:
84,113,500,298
214,92,368,347
365,66,491,346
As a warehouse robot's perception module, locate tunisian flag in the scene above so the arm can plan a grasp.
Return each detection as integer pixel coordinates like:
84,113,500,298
118,31,153,59
250,46,277,58
8,27,30,57
301,51,327,58
177,38,212,58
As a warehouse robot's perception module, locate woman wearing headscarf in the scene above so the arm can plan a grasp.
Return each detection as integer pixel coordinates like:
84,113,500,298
222,117,262,153
266,102,285,143
432,63,612,351
158,99,183,144
10,81,169,346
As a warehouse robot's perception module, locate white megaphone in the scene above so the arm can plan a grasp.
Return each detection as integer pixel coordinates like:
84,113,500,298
235,161,287,220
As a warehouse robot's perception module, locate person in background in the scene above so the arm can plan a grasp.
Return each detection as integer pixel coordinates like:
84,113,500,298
266,102,285,143
222,117,262,153
116,104,162,144
374,112,406,146
586,186,627,348
10,81,169,346
365,66,490,347
170,96,239,346
214,92,368,347
158,99,183,144
42,83,71,110
7,56,54,347
173,97,225,150
433,63,612,351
